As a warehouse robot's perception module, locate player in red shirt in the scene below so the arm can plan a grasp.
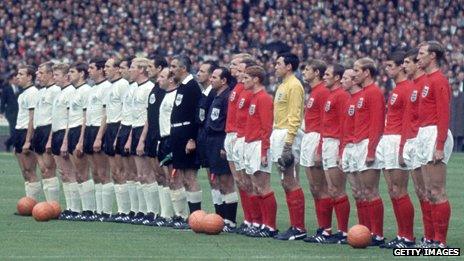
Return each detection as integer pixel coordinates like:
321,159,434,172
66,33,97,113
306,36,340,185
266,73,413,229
402,47,434,247
379,51,415,248
339,68,367,229
305,64,350,244
242,65,276,237
416,41,454,248
352,57,386,246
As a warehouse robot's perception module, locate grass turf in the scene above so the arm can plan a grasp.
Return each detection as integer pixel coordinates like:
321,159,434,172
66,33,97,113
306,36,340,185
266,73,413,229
0,152,462,260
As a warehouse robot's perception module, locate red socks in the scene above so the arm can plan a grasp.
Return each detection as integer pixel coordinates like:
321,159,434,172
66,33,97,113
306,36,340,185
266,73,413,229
333,195,350,233
420,200,434,240
238,189,252,223
314,197,333,230
249,194,262,225
431,201,451,244
392,195,414,241
285,188,306,230
355,200,371,229
260,192,277,230
369,198,384,237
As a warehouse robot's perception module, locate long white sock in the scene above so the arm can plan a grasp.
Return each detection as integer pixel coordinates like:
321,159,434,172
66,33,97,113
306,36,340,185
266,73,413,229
115,183,130,214
159,185,167,218
102,182,114,214
211,189,222,205
43,177,60,202
79,179,96,211
25,181,42,201
69,182,82,213
186,190,202,204
137,182,147,214
164,187,174,218
170,187,188,219
95,183,103,213
127,180,138,213
143,182,160,215
62,182,72,210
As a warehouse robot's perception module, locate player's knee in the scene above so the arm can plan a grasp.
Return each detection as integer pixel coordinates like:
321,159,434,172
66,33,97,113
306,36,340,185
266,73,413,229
429,188,447,203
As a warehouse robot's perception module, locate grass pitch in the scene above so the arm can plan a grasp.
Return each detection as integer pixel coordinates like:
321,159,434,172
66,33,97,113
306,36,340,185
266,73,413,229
0,152,462,260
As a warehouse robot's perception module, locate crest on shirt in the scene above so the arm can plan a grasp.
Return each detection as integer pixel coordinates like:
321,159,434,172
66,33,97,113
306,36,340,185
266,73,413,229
238,98,245,109
149,93,156,104
410,90,418,102
175,94,183,106
71,101,78,111
357,97,364,108
390,93,398,105
229,91,236,102
199,108,205,122
348,105,355,116
92,96,98,104
307,97,314,108
324,101,331,112
422,86,429,98
249,104,256,115
276,92,284,102
211,108,220,121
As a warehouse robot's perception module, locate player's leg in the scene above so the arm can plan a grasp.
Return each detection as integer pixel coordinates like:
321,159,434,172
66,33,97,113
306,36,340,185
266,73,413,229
218,174,238,232
182,168,202,213
132,155,148,224
141,156,160,226
250,171,277,238
125,156,139,219
17,152,41,200
169,168,189,229
411,167,433,246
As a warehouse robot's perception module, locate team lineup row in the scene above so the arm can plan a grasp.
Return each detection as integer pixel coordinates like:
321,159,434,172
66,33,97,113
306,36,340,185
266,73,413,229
12,40,453,249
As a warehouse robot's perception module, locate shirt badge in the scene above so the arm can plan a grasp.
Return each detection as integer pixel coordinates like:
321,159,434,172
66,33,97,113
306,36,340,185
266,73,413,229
175,93,183,106
149,93,156,104
357,97,364,108
422,86,429,98
238,98,245,109
410,90,418,102
348,105,355,116
229,91,236,102
390,93,398,105
199,108,205,122
324,101,331,112
249,104,256,115
211,108,220,121
307,97,314,108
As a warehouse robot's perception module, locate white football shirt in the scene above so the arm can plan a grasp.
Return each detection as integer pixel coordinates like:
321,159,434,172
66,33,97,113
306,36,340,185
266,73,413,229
34,84,61,128
121,81,137,126
159,89,177,137
51,85,75,132
68,83,92,128
106,78,129,123
16,86,39,129
131,80,154,127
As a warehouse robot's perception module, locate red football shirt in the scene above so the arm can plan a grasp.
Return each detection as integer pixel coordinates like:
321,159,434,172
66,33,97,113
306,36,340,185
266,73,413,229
225,83,244,133
384,80,411,135
418,70,451,150
244,89,274,157
341,90,363,151
304,82,330,133
235,88,253,138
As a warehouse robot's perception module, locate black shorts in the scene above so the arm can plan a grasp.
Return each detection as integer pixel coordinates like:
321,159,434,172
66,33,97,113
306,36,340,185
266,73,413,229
13,129,27,154
130,126,144,156
171,127,199,170
32,125,51,155
68,126,81,154
115,124,131,157
145,132,158,158
158,136,172,166
103,122,120,156
51,129,65,156
206,134,231,175
84,126,99,154
196,127,209,168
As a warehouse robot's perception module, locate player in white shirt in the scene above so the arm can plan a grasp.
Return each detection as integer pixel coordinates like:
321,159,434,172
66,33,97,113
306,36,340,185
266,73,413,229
115,57,139,221
103,57,131,222
33,62,61,202
67,62,98,221
51,63,80,220
127,57,156,224
14,65,41,201
85,57,113,221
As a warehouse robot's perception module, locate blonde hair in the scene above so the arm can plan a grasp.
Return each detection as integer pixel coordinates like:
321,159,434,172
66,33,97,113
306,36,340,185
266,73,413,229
52,63,70,74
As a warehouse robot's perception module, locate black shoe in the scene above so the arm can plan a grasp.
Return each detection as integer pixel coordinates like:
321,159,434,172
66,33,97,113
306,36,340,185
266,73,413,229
98,213,111,222
142,213,156,226
131,212,145,225
415,237,433,248
223,223,237,233
389,238,416,249
78,210,93,221
58,210,72,220
235,223,250,235
245,226,261,237
369,236,386,247
172,216,189,229
119,213,132,223
303,228,332,243
251,227,278,238
274,226,307,241
321,231,347,244
68,211,81,221
164,217,174,227
379,237,400,249
128,211,136,219
154,216,167,227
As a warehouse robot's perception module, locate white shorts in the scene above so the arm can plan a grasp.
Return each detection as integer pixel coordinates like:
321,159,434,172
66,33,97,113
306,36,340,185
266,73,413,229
322,138,340,171
403,138,421,170
224,132,237,161
233,136,245,171
342,143,357,173
292,128,304,162
376,134,408,170
244,141,272,175
269,129,299,163
299,132,321,167
416,126,453,165
353,139,381,172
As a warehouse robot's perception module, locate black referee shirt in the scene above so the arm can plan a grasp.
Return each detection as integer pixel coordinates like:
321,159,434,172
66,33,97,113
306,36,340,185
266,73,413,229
147,83,166,140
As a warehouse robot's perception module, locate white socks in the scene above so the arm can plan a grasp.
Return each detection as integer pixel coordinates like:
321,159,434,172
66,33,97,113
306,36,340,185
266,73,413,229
114,183,130,214
95,183,103,213
102,182,114,214
25,181,42,201
142,183,160,215
186,190,202,205
163,187,174,218
62,182,81,212
170,187,188,219
136,182,147,214
127,180,138,213
211,189,222,206
42,177,60,202
79,179,96,212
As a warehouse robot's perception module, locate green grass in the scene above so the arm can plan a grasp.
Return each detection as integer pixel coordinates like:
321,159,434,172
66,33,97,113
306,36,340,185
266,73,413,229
0,152,462,260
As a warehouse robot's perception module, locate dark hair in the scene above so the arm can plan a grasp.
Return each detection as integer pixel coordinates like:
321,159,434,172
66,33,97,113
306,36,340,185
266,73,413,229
172,54,192,72
122,56,135,68
308,59,327,78
112,57,122,67
202,60,219,74
89,57,106,70
278,52,299,72
387,51,406,66
154,55,168,69
331,63,345,79
18,65,36,82
216,66,232,84
70,62,89,79
427,40,446,64
245,65,266,84
405,48,419,63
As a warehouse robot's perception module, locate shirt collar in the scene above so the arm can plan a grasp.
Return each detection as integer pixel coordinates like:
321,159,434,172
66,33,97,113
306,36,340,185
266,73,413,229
182,74,194,85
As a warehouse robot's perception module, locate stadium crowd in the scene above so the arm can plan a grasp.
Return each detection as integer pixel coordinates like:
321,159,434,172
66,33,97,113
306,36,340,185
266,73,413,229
0,0,462,91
